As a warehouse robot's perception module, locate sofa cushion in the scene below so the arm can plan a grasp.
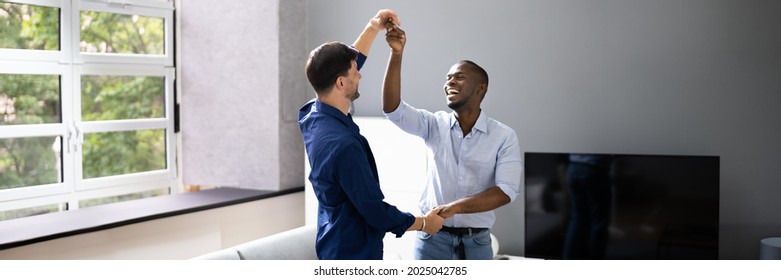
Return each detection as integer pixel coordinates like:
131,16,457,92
191,225,317,260
234,225,318,260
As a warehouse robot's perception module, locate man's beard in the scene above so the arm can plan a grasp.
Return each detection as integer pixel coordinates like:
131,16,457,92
349,90,360,101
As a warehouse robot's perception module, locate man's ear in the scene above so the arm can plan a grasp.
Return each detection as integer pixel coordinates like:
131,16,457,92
478,83,488,96
334,76,345,90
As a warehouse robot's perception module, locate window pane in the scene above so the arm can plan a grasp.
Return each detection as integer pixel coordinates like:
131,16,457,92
79,187,169,208
0,203,60,221
80,11,164,55
1,74,61,125
81,75,164,121
82,129,165,179
0,2,60,50
0,136,63,190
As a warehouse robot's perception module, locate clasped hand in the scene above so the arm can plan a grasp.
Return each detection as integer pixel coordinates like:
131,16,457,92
421,206,445,234
384,21,406,53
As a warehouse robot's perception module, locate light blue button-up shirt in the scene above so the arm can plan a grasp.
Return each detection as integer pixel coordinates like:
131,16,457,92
385,101,522,228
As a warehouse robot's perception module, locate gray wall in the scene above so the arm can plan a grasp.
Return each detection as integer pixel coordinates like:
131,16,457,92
181,0,306,190
308,0,781,259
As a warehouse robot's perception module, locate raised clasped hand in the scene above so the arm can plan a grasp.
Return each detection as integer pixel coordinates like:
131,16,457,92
370,9,400,31
384,22,406,53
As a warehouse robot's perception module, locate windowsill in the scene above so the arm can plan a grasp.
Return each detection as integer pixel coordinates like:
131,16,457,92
0,186,304,251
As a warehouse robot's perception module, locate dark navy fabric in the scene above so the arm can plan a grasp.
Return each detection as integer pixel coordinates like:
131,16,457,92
297,51,414,260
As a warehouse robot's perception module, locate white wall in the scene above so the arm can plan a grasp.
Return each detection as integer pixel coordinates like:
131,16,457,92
307,0,781,259
0,192,304,260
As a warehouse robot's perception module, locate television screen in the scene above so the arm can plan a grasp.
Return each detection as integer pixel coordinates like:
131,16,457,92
524,152,719,260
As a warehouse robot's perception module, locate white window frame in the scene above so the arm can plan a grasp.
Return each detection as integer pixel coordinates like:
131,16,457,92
74,0,174,66
0,0,177,214
0,61,72,201
70,180,171,210
74,64,176,191
0,0,71,62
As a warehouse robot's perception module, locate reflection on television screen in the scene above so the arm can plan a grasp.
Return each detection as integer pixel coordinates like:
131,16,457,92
524,152,719,260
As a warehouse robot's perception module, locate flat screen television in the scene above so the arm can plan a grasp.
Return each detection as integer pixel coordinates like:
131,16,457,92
524,152,719,260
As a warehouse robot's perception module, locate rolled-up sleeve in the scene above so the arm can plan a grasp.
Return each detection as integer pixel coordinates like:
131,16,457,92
494,131,522,202
350,46,368,70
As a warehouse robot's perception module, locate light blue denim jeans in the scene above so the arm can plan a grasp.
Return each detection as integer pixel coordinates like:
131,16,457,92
414,229,493,260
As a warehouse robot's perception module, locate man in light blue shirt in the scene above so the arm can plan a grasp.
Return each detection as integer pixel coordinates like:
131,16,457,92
382,24,522,260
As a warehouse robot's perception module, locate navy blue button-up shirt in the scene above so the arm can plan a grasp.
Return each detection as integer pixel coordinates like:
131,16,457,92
298,52,414,260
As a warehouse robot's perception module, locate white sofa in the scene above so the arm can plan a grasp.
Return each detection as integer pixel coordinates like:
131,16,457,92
192,225,318,260
192,224,500,260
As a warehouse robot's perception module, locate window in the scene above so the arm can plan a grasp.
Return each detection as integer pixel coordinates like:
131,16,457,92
0,0,176,221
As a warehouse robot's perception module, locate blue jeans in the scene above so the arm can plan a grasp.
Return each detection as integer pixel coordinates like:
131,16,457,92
414,229,493,260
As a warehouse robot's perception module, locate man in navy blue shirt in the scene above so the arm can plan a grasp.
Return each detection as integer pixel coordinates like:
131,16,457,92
299,9,444,260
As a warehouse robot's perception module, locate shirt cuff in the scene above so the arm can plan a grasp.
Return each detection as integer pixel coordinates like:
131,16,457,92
496,183,520,203
349,45,368,70
391,212,415,238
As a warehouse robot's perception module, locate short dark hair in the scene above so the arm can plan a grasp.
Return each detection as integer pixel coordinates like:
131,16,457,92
305,42,358,94
459,60,488,86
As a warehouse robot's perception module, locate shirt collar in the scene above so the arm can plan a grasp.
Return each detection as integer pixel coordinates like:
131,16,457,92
314,99,360,133
449,110,489,134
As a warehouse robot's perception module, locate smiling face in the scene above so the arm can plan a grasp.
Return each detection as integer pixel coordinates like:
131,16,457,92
443,62,486,111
